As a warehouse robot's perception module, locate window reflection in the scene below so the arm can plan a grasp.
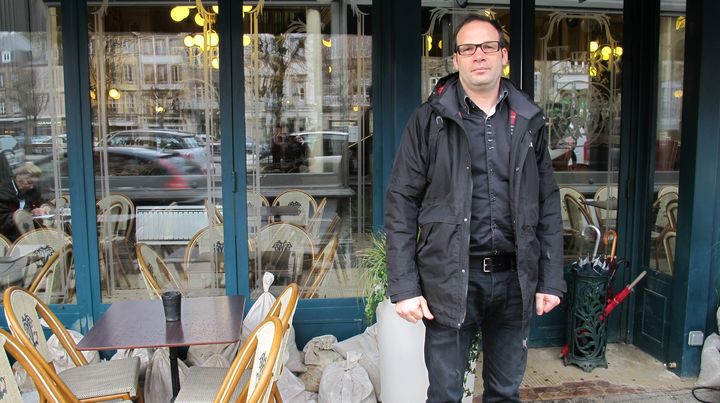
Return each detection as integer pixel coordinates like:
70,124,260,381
0,2,72,303
88,3,222,301
244,4,373,298
650,12,684,275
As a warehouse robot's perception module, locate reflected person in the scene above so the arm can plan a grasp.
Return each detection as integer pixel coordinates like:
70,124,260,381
0,162,46,241
385,15,565,402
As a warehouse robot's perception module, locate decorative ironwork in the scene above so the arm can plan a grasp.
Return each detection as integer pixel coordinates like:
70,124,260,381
564,273,609,372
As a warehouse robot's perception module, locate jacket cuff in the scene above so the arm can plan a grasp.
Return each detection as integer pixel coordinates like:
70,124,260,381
389,289,422,303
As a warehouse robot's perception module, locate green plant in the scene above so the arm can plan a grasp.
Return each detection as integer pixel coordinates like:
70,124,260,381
359,232,387,324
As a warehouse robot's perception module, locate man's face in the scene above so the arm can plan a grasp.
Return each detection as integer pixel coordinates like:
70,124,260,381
16,175,38,192
452,20,508,94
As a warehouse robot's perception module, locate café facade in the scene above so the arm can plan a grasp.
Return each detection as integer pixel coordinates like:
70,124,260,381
0,0,717,378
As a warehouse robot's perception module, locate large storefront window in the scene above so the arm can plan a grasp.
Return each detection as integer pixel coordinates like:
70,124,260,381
244,3,373,297
88,3,223,301
0,1,72,304
648,4,684,275
535,8,623,262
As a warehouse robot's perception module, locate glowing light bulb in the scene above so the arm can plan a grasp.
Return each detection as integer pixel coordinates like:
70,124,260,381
589,41,599,53
108,88,121,100
589,66,598,77
243,5,253,13
194,12,205,26
243,34,252,47
322,38,332,48
352,105,359,112
601,46,612,60
426,36,432,52
183,35,194,48
438,40,442,49
212,5,219,13
328,66,333,73
673,89,683,98
170,6,190,22
89,90,96,100
614,46,623,57
211,57,219,69
193,33,205,48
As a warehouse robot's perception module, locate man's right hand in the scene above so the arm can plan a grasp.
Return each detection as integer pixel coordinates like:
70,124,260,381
395,296,434,323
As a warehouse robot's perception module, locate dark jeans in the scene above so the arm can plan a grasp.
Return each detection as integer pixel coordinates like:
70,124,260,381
424,269,529,403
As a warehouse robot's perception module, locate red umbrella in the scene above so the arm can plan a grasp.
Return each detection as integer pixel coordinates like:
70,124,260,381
601,271,647,320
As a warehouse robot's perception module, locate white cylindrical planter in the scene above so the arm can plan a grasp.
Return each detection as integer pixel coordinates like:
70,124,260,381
377,298,428,403
376,298,475,402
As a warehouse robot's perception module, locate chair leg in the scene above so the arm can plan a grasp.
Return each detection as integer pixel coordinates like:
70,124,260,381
134,387,145,403
271,382,283,403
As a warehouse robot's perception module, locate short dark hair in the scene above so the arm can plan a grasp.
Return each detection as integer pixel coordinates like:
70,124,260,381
453,14,506,50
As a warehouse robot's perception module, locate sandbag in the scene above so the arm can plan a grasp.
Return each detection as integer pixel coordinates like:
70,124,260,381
47,330,100,373
333,324,380,400
111,348,152,379
697,332,720,387
241,272,276,344
318,351,376,403
278,367,308,403
13,361,36,393
285,326,308,373
300,335,343,392
186,342,237,368
144,348,188,403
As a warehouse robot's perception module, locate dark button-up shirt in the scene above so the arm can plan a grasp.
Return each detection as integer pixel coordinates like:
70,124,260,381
456,82,515,262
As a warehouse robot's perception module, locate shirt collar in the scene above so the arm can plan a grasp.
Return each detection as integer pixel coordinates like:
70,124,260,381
457,81,510,117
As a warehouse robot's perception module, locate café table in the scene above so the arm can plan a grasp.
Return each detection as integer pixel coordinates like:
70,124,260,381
77,295,245,400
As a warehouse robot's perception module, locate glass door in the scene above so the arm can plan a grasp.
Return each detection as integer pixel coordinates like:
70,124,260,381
87,2,224,301
0,1,73,305
243,2,373,298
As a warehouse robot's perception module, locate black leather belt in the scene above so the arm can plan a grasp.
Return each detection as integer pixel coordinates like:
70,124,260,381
469,255,516,272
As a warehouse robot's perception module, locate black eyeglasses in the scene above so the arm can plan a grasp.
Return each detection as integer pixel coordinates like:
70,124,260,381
455,41,503,56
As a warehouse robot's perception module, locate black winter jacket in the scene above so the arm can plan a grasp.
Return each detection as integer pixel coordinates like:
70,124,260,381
385,74,566,328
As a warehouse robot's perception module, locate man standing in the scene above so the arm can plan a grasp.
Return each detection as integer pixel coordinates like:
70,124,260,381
385,14,565,402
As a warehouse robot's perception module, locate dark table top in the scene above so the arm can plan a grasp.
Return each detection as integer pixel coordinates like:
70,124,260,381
77,295,245,351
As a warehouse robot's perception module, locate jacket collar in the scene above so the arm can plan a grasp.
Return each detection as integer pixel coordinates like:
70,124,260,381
429,73,541,121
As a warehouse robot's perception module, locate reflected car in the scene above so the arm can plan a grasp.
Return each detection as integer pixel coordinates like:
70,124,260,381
0,135,26,168
249,131,351,194
35,147,207,204
105,129,209,171
31,134,67,155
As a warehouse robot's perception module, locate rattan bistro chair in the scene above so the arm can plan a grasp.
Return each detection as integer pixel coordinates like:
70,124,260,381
180,284,299,403
174,317,283,403
0,328,78,402
136,243,186,298
27,244,74,304
3,287,143,402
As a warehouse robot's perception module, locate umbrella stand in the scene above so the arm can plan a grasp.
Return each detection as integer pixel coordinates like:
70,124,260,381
561,225,615,372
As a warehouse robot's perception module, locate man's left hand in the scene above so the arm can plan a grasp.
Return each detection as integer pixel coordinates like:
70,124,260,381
535,293,561,315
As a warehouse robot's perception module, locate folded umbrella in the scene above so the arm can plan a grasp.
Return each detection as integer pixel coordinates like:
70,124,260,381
602,270,647,320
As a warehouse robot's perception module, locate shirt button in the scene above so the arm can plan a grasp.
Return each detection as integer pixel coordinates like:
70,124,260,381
515,167,520,171
464,218,468,222
466,166,470,170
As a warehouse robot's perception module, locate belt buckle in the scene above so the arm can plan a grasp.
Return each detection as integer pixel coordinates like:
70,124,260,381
483,257,492,273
